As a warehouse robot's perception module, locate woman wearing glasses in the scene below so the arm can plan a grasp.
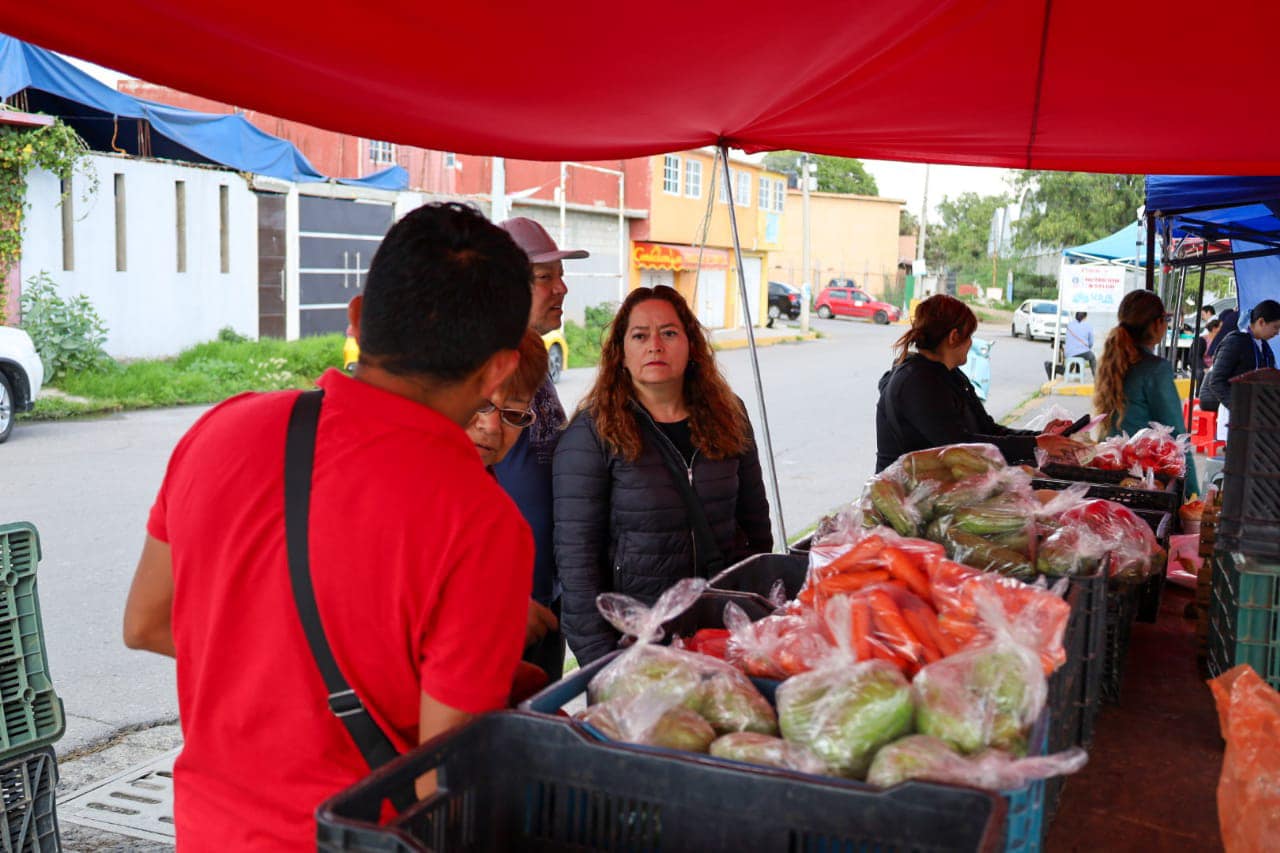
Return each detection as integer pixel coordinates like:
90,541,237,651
1094,289,1199,496
463,329,561,660
875,294,1082,473
553,286,773,666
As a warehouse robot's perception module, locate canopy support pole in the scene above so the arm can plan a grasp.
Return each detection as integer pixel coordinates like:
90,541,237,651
718,144,787,550
1187,247,1208,431
1145,214,1156,291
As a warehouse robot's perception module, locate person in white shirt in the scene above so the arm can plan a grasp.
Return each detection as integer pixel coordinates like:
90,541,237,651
1064,311,1096,376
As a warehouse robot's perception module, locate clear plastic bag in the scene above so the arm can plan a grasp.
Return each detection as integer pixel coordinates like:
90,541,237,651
1210,664,1280,853
576,693,718,752
1038,498,1164,581
1122,422,1188,478
589,578,778,735
709,731,830,776
723,602,833,679
866,734,1087,790
912,585,1050,755
775,597,915,778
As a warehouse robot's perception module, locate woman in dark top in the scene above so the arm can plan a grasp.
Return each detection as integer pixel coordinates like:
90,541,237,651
1201,299,1280,414
875,294,1083,472
553,286,773,664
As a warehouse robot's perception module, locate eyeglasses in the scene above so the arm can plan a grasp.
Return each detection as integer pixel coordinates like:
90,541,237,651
476,401,537,429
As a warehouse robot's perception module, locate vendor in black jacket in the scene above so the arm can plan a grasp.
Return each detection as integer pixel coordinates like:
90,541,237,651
875,294,1083,472
1200,299,1280,414
553,286,773,665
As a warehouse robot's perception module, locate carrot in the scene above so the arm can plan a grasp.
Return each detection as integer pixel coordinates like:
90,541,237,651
867,589,924,663
850,597,874,661
797,585,816,606
937,612,981,648
902,607,943,663
817,569,891,596
882,547,931,599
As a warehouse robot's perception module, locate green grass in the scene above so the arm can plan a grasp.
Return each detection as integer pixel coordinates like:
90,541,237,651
21,334,345,420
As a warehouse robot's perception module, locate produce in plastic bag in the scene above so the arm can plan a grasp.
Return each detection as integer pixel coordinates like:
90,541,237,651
709,732,829,776
913,586,1048,755
589,578,778,735
1122,422,1188,477
776,597,914,778
577,694,717,753
1086,434,1128,471
866,734,1087,790
1209,663,1280,853
723,602,833,679
1038,498,1164,581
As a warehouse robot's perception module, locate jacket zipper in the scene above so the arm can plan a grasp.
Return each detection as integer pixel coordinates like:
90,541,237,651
636,407,702,575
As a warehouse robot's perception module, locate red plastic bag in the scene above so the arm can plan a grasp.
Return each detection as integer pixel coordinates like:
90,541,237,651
1209,665,1280,853
1122,423,1188,477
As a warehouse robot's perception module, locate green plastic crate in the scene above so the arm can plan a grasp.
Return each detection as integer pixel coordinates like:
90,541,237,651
0,524,65,760
1208,552,1280,690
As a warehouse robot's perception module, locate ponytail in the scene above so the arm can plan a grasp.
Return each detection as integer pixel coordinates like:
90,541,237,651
1094,325,1144,430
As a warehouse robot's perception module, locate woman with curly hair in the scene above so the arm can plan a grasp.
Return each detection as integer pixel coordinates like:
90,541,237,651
1094,289,1198,496
553,286,773,664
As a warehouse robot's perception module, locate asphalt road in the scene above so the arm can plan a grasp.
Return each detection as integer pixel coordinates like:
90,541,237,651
0,316,1055,753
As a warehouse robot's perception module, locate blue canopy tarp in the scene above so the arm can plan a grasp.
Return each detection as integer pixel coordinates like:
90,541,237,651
1062,222,1148,266
0,34,406,189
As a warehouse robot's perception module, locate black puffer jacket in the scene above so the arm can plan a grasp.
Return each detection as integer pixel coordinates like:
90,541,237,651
553,401,773,665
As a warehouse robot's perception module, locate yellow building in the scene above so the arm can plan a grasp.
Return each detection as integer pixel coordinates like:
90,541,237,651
776,190,904,299
629,150,786,328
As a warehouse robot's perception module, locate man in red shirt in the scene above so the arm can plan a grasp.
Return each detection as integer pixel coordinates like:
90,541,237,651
123,203,535,850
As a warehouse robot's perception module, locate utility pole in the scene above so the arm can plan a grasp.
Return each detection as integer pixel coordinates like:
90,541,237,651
490,157,508,222
800,153,813,333
915,164,930,301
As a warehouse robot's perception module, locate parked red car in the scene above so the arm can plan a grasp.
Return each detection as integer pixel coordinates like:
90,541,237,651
814,283,901,324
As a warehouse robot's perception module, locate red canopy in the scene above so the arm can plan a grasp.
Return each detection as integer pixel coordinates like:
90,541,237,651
3,0,1278,173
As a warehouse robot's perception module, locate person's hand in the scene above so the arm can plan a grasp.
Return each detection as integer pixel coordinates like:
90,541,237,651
525,599,559,648
1042,418,1075,436
1036,433,1086,461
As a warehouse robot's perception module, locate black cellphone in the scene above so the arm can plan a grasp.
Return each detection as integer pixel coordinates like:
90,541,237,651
1061,414,1092,437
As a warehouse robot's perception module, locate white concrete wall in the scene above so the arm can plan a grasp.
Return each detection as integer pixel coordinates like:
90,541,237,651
511,203,629,326
21,153,257,358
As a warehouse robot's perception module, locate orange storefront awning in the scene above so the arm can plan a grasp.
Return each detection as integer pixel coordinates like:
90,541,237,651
632,242,729,272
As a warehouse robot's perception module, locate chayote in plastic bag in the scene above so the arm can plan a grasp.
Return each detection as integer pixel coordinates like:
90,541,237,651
867,734,1087,790
709,732,829,776
576,694,717,753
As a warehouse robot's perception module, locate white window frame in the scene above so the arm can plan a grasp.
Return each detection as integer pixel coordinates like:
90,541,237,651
443,152,458,169
663,155,681,195
772,179,785,212
369,140,395,165
735,171,751,207
758,175,770,210
685,159,703,198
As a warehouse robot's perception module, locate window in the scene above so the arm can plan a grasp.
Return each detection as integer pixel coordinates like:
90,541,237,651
114,173,127,272
369,140,395,165
219,185,230,274
735,171,751,207
685,159,702,198
663,155,681,194
175,181,187,273
60,179,74,271
772,179,785,212
443,152,457,169
759,176,769,210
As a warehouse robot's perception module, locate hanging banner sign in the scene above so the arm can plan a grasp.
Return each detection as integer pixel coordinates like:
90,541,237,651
1059,261,1126,312
633,242,729,271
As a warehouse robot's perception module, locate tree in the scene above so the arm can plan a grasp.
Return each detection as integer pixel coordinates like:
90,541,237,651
924,192,1010,280
899,209,919,236
762,151,878,195
1012,171,1143,251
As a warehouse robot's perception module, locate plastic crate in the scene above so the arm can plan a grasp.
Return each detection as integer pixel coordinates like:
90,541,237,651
1217,373,1280,556
0,748,58,852
708,553,808,603
0,525,64,760
1100,581,1138,705
1133,512,1172,624
1207,552,1280,691
662,591,776,642
1030,475,1181,514
316,712,1008,853
1065,572,1106,748
526,653,1053,853
787,534,814,557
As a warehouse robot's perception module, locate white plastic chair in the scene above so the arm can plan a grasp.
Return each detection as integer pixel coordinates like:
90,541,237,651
1064,357,1088,384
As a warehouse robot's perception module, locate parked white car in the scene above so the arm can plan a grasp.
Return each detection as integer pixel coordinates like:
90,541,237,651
0,327,44,443
1011,299,1071,341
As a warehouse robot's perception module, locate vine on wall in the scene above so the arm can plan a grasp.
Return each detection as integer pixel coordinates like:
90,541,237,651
0,117,95,323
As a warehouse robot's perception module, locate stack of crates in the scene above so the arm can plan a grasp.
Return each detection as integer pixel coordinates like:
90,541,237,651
1208,372,1280,689
0,523,66,851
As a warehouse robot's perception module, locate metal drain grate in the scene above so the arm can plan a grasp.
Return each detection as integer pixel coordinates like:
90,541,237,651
58,748,178,843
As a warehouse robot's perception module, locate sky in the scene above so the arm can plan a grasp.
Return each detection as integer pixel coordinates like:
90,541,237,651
62,55,1014,221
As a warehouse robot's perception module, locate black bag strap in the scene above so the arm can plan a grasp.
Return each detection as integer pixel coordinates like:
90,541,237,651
635,412,725,578
284,389,414,811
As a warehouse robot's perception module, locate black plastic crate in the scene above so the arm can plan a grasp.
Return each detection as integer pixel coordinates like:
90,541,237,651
1100,581,1138,705
0,748,59,852
1226,370,1280,432
662,591,776,642
1066,572,1106,748
787,534,814,557
708,553,808,603
1133,512,1172,624
316,712,1008,853
1030,475,1181,514
1207,552,1280,691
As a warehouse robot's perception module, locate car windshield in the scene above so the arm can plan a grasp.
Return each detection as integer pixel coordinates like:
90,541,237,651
1032,303,1058,314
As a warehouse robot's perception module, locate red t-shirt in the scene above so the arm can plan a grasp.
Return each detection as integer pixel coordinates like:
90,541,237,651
147,369,533,850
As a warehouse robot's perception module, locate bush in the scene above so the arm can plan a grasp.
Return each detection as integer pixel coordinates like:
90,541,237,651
18,271,111,380
564,302,617,368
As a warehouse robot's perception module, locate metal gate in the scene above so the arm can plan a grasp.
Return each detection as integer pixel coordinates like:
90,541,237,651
297,195,394,336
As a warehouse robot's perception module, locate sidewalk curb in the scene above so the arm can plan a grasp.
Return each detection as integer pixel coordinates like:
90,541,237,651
1041,379,1094,397
712,332,819,351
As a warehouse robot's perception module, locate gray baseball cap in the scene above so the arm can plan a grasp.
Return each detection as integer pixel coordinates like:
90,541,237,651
500,217,589,263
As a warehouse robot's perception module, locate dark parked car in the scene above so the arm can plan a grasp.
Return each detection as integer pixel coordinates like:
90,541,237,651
767,281,801,322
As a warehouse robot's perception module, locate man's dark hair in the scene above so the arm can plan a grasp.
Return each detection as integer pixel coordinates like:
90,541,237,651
1075,312,1087,322
359,203,531,381
1201,305,1216,317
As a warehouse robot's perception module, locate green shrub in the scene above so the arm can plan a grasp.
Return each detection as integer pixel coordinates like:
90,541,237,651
18,271,111,380
564,302,617,368
217,326,250,343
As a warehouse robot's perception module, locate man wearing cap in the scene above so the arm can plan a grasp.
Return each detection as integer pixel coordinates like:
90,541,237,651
495,217,589,681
